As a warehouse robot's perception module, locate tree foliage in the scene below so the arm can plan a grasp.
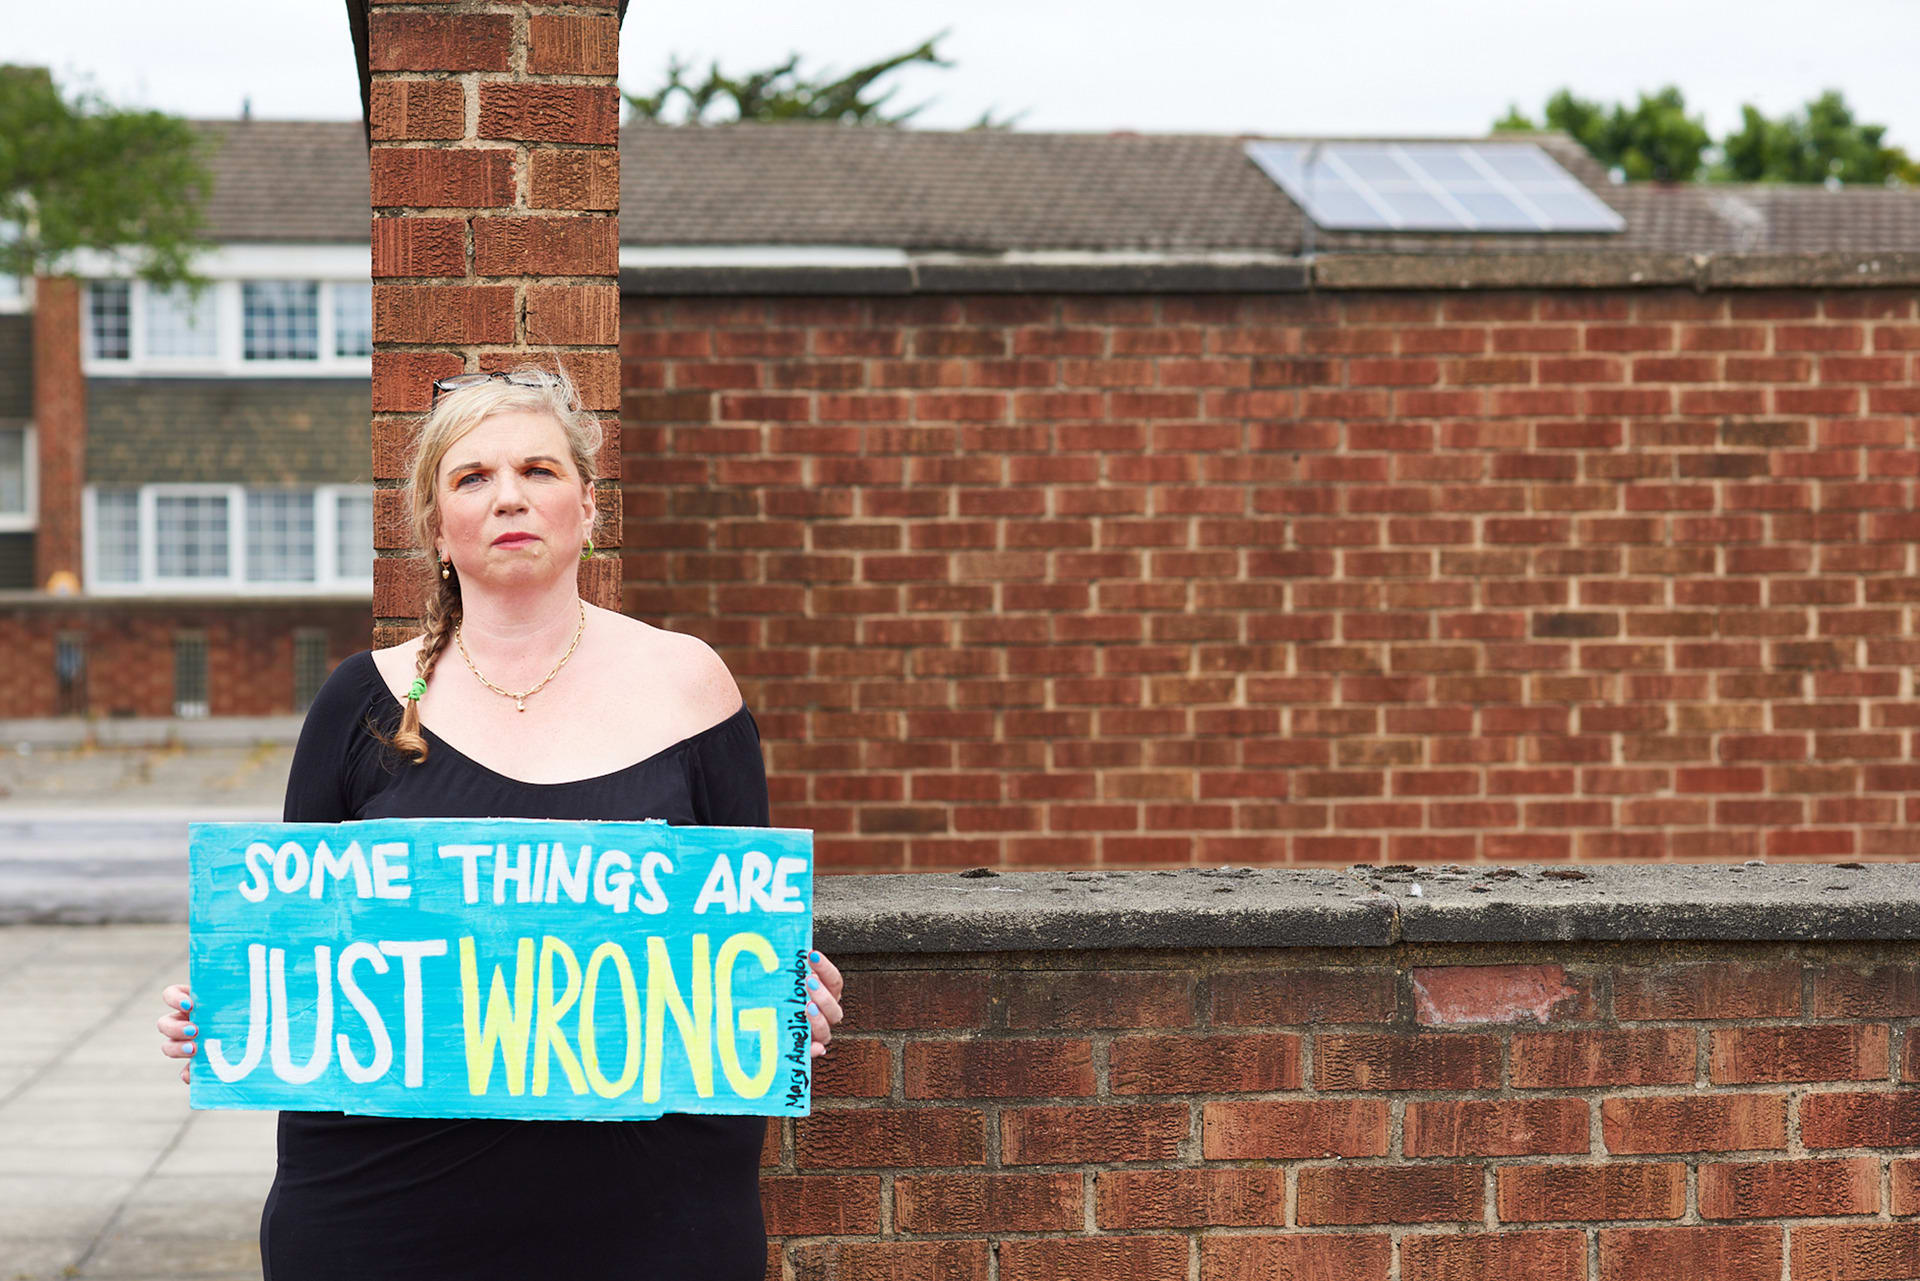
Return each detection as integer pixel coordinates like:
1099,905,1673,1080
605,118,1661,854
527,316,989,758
1495,86,1711,181
1497,85,1917,186
1716,91,1920,185
0,66,213,283
623,30,1023,129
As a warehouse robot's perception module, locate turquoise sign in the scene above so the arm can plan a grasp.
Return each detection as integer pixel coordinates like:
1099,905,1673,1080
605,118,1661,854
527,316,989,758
187,817,814,1120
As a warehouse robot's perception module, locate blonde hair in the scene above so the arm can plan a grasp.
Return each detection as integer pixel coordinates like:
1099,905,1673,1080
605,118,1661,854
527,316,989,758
381,363,604,764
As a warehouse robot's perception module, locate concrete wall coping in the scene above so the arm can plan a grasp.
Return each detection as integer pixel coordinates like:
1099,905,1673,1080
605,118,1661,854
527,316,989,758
0,716,305,749
813,862,1920,954
621,250,1920,297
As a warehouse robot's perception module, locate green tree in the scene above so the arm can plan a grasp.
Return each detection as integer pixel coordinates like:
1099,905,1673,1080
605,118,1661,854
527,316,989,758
1496,85,1712,181
1714,90,1920,185
0,66,213,285
623,30,1023,128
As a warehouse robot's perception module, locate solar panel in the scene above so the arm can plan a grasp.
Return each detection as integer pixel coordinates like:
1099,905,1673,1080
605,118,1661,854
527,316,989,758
1244,140,1626,234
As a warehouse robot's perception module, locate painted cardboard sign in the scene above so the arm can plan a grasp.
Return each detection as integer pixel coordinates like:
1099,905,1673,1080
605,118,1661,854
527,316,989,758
187,818,814,1120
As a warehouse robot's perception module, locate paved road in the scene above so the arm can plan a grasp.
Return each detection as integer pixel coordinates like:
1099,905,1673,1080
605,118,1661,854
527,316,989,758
0,736,286,923
0,811,275,925
0,923,272,1280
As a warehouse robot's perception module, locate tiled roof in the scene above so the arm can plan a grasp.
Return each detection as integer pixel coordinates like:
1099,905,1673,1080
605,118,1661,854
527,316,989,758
87,378,370,486
188,119,1920,257
192,121,371,243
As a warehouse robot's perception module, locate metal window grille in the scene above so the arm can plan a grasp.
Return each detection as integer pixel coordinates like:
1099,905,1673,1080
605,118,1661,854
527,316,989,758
245,489,316,582
54,633,86,716
173,632,210,719
155,494,229,578
92,488,141,583
88,282,130,360
335,491,374,580
242,281,319,360
293,630,329,713
143,284,219,359
333,283,372,358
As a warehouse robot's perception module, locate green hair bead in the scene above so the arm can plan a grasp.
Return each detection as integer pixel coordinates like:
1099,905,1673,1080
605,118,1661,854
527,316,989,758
406,677,427,702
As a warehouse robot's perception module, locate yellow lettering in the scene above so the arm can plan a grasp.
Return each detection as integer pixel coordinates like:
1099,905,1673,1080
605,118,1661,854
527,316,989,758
459,936,535,1096
644,933,713,1102
580,941,640,1098
715,932,779,1099
533,936,587,1096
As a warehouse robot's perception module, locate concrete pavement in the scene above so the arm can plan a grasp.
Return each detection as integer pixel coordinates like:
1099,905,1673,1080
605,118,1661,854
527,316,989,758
0,923,272,1281
0,727,287,924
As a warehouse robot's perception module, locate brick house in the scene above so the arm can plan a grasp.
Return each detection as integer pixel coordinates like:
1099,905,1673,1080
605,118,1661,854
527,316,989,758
0,120,373,718
8,115,1920,867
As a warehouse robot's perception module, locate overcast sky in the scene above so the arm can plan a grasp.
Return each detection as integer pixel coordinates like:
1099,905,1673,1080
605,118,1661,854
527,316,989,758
9,1,1918,147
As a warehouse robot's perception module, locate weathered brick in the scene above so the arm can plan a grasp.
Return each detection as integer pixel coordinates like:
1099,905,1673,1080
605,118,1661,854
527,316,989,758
1296,1165,1482,1225
1403,1098,1591,1156
1599,1225,1783,1281
1698,1156,1879,1219
526,283,621,345
794,1108,984,1168
372,350,465,414
369,79,465,141
1496,1162,1687,1223
894,1172,1081,1233
372,216,465,279
1096,1169,1287,1228
370,148,515,209
478,83,620,144
475,215,619,278
1200,1234,1392,1281
1203,1098,1389,1160
527,13,619,75
529,147,619,209
1401,1230,1587,1281
903,1039,1093,1099
1000,1105,1187,1165
373,284,516,345
789,1241,989,1281
368,12,510,71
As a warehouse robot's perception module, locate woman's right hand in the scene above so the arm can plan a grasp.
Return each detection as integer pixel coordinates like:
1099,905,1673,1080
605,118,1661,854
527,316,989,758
158,984,197,1084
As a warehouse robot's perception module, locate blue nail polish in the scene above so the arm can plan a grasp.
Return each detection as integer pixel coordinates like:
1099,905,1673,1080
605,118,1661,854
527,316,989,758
806,976,819,990
806,1000,818,1014
809,951,821,963
182,1024,196,1037
180,997,192,1013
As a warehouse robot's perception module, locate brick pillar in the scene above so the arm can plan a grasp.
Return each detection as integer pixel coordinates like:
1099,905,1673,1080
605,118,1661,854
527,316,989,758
367,1,623,648
32,275,85,593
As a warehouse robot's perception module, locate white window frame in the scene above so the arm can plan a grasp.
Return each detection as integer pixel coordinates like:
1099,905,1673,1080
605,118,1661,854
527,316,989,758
0,425,36,533
75,243,372,378
83,483,375,597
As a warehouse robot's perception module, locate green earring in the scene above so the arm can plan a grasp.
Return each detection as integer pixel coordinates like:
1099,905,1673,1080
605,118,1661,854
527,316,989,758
581,536,594,561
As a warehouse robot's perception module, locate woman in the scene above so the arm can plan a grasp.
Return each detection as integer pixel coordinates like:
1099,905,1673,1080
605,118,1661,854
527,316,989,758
154,365,844,1280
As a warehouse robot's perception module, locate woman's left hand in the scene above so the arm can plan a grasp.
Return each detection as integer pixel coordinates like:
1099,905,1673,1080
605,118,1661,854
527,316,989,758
804,951,844,1057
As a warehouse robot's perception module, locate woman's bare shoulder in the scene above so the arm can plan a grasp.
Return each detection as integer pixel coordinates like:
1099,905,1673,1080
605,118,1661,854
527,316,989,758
598,610,742,719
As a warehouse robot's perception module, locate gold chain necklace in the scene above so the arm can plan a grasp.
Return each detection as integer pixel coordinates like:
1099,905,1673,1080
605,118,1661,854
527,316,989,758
454,599,587,712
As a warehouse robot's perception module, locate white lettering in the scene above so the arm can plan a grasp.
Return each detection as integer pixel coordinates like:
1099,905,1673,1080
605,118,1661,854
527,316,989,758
335,942,392,1084
370,842,411,900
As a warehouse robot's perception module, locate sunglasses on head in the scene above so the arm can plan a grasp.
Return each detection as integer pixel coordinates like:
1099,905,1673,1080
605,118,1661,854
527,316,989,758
430,370,569,406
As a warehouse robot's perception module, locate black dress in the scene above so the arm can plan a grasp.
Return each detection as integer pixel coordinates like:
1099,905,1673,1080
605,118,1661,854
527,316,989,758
258,651,770,1281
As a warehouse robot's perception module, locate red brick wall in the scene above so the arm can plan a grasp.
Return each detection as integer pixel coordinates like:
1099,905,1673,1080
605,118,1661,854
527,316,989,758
766,945,1920,1280
619,287,1920,871
368,0,623,649
0,602,368,718
32,275,85,590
